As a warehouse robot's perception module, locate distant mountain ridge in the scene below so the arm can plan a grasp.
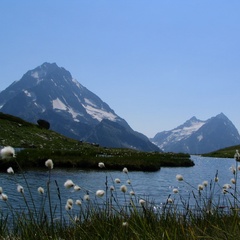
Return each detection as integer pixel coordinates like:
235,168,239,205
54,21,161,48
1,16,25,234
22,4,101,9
151,113,240,154
0,62,159,152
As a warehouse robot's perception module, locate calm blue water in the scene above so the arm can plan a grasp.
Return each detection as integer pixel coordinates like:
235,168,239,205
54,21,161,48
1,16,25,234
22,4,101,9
0,156,237,217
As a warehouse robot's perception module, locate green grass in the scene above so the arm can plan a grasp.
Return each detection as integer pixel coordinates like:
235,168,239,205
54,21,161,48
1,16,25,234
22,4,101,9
202,145,240,158
0,112,194,171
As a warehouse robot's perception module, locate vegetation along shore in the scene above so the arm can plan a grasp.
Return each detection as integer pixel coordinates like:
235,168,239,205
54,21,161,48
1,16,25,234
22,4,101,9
0,112,193,171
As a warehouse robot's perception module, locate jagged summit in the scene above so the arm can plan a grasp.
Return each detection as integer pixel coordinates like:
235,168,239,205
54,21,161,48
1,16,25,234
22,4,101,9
151,114,240,154
0,63,159,152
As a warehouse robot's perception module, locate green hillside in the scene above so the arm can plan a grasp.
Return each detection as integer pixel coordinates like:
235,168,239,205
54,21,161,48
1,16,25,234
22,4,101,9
0,112,194,171
202,145,240,159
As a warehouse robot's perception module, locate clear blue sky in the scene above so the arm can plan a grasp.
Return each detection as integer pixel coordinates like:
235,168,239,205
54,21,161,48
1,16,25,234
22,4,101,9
1,1,240,138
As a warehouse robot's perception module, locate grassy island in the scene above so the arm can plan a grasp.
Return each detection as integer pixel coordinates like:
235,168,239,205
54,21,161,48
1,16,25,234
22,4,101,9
0,112,194,171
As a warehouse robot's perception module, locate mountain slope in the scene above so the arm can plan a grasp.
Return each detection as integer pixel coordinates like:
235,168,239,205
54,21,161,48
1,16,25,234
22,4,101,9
151,113,240,154
0,62,159,152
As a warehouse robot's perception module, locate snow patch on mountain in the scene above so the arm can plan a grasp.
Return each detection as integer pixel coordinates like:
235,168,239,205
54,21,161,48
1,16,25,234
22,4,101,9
84,104,117,122
68,107,81,122
23,90,31,97
72,78,83,89
153,119,206,150
31,71,39,79
84,98,97,107
52,98,67,110
173,121,206,141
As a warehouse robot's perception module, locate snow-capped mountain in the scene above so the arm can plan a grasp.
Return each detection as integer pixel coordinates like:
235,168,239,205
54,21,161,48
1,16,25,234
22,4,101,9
0,62,159,152
151,113,240,154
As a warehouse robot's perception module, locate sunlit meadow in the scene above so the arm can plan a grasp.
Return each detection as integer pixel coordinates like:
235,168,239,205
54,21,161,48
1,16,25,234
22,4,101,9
0,146,240,239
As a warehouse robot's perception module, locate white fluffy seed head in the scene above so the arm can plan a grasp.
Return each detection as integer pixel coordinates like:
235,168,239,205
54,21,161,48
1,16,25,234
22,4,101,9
176,174,184,181
74,185,81,191
1,193,8,201
75,199,82,206
17,185,24,193
231,178,236,184
98,162,105,168
96,190,105,197
139,199,146,206
120,185,127,193
45,159,54,169
122,222,128,227
84,194,90,201
67,199,74,206
130,190,135,195
38,187,44,194
202,181,208,187
65,204,72,211
64,179,75,189
123,167,128,174
7,167,14,174
0,146,16,159
115,178,121,184
173,188,179,193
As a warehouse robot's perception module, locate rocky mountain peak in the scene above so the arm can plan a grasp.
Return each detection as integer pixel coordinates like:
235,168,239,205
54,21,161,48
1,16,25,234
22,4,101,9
151,114,240,154
0,63,159,152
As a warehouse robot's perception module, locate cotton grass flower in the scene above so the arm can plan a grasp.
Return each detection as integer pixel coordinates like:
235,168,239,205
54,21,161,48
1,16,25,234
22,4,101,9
96,190,105,197
1,193,8,201
38,187,44,194
115,178,121,184
110,186,115,191
127,179,131,184
84,194,90,201
0,146,15,159
129,190,135,196
45,159,53,169
234,150,240,160
65,199,74,211
231,178,236,184
120,185,127,193
223,183,231,189
176,174,184,181
65,203,72,211
75,199,82,206
230,165,236,175
139,199,146,206
122,222,128,227
198,184,204,191
67,199,74,206
64,179,75,189
222,189,228,194
167,198,173,204
74,185,81,191
74,216,80,223
7,167,14,174
98,162,105,168
173,188,179,193
202,181,208,187
123,167,128,174
17,185,24,193
214,176,219,182
0,187,3,194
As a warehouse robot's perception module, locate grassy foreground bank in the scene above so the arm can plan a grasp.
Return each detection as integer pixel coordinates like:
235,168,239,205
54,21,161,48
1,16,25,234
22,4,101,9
0,147,239,239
